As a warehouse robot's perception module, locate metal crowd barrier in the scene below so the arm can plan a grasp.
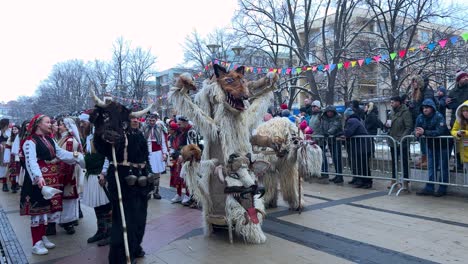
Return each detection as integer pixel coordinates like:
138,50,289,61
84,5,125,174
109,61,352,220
396,135,468,196
311,135,398,194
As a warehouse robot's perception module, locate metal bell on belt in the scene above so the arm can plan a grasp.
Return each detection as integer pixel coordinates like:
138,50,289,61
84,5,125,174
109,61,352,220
137,176,148,187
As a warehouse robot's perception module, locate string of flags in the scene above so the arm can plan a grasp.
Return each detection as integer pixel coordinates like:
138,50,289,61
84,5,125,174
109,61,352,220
192,32,468,79
109,94,167,105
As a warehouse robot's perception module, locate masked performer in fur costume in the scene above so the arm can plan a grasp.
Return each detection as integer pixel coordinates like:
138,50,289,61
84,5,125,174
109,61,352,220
89,92,154,263
251,117,322,210
169,64,278,243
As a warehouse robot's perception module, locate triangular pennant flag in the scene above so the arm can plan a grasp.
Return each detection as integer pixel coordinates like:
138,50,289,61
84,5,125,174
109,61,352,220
253,68,257,74
408,47,416,52
205,65,209,70
281,68,287,75
277,68,282,73
258,68,262,73
306,67,312,71
381,54,388,61
302,66,307,70
427,42,436,51
329,64,336,71
419,45,426,51
450,36,459,45
296,67,302,74
439,39,448,48
373,55,381,63
221,61,226,66
250,66,254,72
390,52,397,60
312,66,317,72
462,32,468,41
273,69,277,73
358,59,364,66
337,63,343,69
351,61,357,67
228,63,234,71
365,58,372,65
214,59,219,64
317,65,324,71
233,64,238,70
286,68,292,74
269,68,274,72
324,64,330,71
399,50,406,58
343,61,350,69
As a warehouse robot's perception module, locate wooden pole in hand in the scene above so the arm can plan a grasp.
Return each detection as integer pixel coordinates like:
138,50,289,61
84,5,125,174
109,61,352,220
112,146,131,264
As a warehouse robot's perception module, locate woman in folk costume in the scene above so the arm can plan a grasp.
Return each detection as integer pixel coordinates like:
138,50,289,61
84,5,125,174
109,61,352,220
20,114,84,255
3,124,21,193
81,120,112,246
143,112,168,200
56,118,83,234
0,119,11,192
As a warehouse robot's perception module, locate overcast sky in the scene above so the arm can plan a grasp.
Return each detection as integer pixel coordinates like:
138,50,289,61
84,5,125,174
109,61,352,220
0,0,238,102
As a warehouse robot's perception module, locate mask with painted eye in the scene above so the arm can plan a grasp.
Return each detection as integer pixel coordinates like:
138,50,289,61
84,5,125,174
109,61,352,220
225,77,235,84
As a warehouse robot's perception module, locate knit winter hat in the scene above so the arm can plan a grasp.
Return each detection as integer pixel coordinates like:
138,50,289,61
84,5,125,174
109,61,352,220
343,108,354,118
311,100,321,108
280,103,288,110
456,71,468,83
299,120,308,130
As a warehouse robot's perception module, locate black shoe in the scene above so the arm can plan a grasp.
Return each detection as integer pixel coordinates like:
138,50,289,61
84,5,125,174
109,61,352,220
2,184,9,192
434,191,447,197
87,232,107,243
135,249,145,258
46,223,56,236
153,193,161,200
333,177,343,184
416,189,433,196
355,183,372,189
97,237,110,247
64,225,75,235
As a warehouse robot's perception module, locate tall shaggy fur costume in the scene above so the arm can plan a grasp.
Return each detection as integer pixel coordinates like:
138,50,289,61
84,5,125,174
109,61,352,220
170,67,276,244
181,145,267,244
253,117,322,209
298,140,323,182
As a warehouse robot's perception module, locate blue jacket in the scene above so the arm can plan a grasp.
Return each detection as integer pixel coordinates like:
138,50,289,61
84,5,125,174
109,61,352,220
344,114,372,154
415,98,449,148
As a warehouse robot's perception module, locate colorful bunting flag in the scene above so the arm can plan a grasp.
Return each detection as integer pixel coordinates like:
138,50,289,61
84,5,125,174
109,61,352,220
381,54,389,61
296,67,302,74
318,65,324,71
286,68,292,74
329,64,336,71
312,66,317,72
365,58,372,65
351,61,357,67
337,63,343,69
439,39,448,48
408,47,416,52
427,42,436,51
419,45,426,51
399,50,406,58
373,55,381,63
390,52,397,60
358,59,364,66
344,61,350,69
324,64,330,71
450,36,459,45
462,32,468,41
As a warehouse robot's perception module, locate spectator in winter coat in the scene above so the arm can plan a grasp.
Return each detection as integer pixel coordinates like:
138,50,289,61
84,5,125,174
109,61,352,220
450,100,468,173
308,100,322,134
387,96,413,190
408,75,436,168
446,71,468,128
364,102,383,135
436,86,448,120
415,99,450,197
320,106,344,183
350,100,366,121
343,108,372,189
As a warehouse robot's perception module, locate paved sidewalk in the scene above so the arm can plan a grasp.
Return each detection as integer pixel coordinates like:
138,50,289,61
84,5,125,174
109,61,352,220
1,175,468,263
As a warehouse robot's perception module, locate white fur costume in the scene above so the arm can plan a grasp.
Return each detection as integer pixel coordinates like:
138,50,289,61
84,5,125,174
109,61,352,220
169,69,277,243
253,117,322,209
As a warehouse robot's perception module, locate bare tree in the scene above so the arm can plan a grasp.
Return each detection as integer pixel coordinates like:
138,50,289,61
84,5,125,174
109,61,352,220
112,37,130,97
127,46,156,100
182,29,211,78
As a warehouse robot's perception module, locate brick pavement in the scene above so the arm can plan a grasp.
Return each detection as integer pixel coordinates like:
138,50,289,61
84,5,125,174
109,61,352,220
1,176,468,263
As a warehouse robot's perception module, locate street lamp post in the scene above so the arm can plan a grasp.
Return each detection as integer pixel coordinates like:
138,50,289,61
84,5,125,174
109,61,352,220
232,46,245,63
206,44,220,63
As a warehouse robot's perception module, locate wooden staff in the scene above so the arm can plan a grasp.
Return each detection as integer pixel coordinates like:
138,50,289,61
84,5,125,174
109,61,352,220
112,146,131,264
